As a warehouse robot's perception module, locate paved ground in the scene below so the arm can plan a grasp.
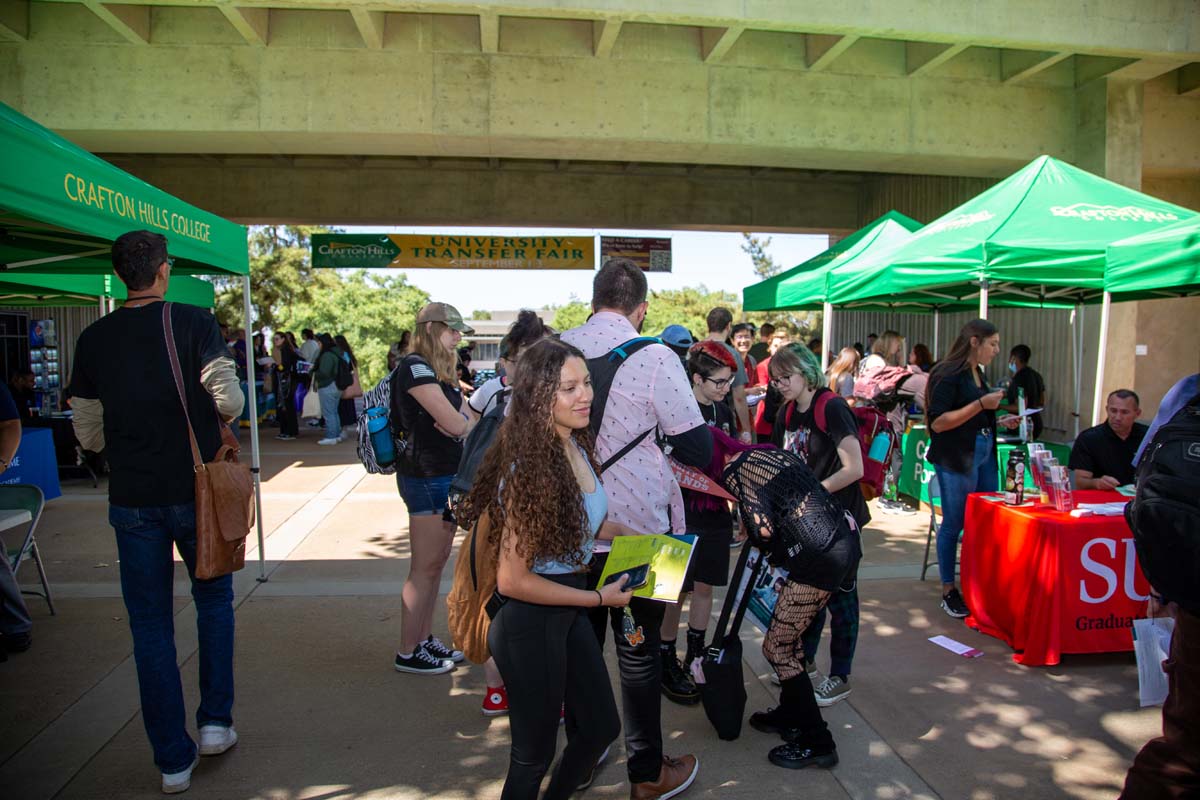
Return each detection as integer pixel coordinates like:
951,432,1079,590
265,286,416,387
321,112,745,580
0,428,1160,799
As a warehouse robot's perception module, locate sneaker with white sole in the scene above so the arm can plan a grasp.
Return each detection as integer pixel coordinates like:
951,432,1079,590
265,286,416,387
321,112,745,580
316,437,340,446
482,686,509,716
198,725,238,756
161,754,199,794
394,644,454,675
813,675,851,707
576,743,612,792
941,588,970,619
423,635,465,664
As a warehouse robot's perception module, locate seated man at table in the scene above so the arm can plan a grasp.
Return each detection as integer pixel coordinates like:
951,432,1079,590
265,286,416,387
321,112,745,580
7,369,36,419
1000,344,1045,440
1069,389,1148,490
0,380,33,659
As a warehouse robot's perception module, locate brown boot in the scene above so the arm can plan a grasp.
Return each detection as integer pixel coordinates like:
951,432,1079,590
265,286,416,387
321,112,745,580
629,754,699,800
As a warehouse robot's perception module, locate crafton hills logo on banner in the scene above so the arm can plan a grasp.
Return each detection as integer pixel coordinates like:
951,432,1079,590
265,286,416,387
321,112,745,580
311,234,595,270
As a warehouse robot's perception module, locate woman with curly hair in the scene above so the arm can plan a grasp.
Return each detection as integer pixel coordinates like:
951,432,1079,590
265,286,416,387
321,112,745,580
458,338,633,800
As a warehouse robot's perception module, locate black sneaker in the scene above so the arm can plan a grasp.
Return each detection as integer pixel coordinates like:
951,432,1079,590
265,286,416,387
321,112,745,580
768,740,838,770
394,644,454,675
941,588,970,619
424,635,465,664
660,651,700,705
575,743,611,792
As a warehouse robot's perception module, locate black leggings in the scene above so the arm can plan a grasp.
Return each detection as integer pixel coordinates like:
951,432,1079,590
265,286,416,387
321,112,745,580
488,573,621,800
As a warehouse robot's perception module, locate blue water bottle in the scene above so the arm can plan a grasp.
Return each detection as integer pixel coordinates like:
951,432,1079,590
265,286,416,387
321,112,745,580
867,430,891,463
367,407,395,467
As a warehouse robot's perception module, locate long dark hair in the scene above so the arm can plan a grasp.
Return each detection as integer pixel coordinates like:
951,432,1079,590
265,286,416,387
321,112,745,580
925,319,998,412
500,309,549,361
334,334,357,367
317,332,337,358
458,338,599,570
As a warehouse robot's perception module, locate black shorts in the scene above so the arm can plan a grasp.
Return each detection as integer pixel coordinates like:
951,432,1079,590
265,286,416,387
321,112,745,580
680,524,734,593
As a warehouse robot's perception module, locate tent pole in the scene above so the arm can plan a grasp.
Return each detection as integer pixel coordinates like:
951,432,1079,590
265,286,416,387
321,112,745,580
242,275,267,583
1072,304,1082,440
98,296,106,317
979,280,989,319
933,309,940,359
1091,292,1111,427
821,302,832,372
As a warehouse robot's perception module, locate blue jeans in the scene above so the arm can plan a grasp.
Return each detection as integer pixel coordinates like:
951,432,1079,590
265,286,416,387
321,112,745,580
110,503,235,774
395,473,454,516
934,432,998,585
318,382,343,440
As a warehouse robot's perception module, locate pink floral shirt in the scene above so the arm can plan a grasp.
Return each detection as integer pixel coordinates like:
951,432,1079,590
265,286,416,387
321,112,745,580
561,312,705,542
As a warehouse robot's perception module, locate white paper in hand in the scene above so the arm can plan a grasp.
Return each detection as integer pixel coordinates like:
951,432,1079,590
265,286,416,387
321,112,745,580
1133,617,1175,707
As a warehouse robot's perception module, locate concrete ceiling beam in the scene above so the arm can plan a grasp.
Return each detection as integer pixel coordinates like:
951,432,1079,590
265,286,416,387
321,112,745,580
1180,63,1200,97
905,41,968,76
1001,50,1071,84
350,8,385,49
806,33,858,71
479,12,499,53
700,24,745,63
1102,58,1192,83
217,5,269,46
591,18,621,57
82,1,149,44
0,0,29,41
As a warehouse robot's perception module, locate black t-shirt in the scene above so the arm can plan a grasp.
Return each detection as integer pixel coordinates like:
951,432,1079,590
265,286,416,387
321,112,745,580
1005,366,1046,439
390,354,464,478
69,302,228,507
1068,421,1149,486
683,400,735,533
772,390,870,529
0,382,19,422
926,366,997,473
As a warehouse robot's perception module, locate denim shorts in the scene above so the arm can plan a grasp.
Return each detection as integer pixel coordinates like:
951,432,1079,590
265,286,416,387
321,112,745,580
395,473,454,517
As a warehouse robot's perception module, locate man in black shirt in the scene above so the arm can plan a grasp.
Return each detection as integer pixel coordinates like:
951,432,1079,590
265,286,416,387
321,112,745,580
1001,344,1046,439
1069,389,1148,490
70,231,243,795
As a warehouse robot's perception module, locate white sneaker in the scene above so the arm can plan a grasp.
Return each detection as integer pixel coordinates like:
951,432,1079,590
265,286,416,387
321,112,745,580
161,754,199,794
316,437,339,446
198,725,238,756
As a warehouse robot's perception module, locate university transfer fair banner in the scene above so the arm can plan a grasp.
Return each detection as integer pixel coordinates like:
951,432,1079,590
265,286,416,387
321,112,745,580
312,234,595,270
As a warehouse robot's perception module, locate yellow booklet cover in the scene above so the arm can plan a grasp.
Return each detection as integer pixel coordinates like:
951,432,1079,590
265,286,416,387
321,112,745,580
596,534,697,602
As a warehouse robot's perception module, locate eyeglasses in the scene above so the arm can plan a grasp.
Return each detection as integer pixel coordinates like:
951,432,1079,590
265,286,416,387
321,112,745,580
165,257,175,269
769,374,797,389
703,376,732,389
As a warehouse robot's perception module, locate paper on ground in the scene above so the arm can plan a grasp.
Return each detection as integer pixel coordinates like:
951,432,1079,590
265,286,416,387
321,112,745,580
929,635,983,658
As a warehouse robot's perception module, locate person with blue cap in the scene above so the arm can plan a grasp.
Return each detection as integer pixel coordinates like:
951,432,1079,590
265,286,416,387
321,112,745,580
660,324,696,367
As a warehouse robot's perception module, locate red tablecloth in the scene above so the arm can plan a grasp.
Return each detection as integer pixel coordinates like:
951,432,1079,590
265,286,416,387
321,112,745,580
961,490,1149,667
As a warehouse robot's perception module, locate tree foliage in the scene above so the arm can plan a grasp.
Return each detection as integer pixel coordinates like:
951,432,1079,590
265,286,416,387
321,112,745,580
213,225,429,388
741,233,781,280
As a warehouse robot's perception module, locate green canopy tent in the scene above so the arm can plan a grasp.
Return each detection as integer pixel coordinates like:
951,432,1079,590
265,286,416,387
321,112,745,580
0,102,266,578
0,271,215,309
1090,216,1200,426
826,155,1196,434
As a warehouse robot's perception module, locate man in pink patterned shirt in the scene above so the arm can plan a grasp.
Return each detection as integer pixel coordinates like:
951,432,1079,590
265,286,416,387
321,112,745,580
561,258,710,800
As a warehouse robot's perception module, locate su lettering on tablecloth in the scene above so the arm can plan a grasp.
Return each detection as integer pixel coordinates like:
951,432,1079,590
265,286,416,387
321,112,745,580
1080,536,1150,605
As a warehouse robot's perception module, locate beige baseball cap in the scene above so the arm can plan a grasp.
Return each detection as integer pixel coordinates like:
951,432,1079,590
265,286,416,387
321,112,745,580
417,302,474,335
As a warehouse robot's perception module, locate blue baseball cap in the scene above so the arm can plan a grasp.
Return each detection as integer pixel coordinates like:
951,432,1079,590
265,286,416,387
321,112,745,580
660,324,695,349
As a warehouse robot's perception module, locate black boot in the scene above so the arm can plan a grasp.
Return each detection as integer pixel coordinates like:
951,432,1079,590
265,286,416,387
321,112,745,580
766,671,835,767
660,642,700,705
684,627,706,668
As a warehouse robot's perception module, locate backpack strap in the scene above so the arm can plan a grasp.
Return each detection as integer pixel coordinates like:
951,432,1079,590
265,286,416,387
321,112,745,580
600,427,655,474
811,388,834,435
591,337,663,474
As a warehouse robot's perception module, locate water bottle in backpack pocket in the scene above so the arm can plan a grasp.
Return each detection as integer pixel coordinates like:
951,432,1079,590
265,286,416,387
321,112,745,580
366,407,394,468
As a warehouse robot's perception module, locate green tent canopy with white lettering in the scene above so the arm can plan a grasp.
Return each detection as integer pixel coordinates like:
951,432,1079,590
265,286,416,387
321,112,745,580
0,272,215,308
827,155,1197,312
0,101,247,276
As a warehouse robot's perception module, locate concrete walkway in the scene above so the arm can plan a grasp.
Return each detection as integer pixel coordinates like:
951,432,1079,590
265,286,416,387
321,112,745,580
0,431,1160,799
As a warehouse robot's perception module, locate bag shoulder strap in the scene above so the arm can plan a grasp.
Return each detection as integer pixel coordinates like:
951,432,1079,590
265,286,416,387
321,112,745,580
162,303,204,470
600,427,655,474
710,541,764,646
812,388,834,435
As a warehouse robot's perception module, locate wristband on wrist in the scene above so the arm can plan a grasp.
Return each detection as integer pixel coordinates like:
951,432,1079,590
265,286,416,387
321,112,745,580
977,398,984,411
594,589,604,607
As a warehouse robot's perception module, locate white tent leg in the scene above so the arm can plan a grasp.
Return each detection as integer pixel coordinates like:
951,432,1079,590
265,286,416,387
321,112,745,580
1072,305,1082,440
933,309,940,359
979,281,989,319
821,302,833,372
98,296,107,317
242,276,267,582
1091,292,1111,427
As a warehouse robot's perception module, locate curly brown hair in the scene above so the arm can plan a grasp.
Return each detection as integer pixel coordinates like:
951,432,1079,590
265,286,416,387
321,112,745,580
457,338,600,570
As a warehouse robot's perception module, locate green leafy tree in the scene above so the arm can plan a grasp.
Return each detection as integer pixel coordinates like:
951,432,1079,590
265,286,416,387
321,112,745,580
551,299,590,332
470,309,493,320
212,225,337,330
741,233,781,280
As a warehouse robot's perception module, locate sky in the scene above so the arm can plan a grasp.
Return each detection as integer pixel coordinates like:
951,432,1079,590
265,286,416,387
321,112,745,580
346,225,829,313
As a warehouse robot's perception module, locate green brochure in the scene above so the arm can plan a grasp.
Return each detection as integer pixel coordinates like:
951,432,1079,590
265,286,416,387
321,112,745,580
596,534,697,602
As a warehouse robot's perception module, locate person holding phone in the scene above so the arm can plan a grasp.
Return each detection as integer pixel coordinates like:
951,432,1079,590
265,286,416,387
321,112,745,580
924,320,1019,619
457,338,633,800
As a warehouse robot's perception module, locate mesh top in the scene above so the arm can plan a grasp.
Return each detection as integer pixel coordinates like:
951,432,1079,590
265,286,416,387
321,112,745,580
721,448,859,591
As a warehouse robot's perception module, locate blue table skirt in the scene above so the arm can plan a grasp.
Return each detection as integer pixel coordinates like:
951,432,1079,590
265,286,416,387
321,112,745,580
0,428,62,501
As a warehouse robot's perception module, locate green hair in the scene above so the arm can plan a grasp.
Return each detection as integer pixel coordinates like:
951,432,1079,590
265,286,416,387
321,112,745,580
768,342,827,390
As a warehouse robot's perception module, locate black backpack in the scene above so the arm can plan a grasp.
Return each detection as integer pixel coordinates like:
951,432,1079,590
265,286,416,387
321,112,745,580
334,353,353,391
1126,391,1200,616
447,389,510,517
585,337,662,473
